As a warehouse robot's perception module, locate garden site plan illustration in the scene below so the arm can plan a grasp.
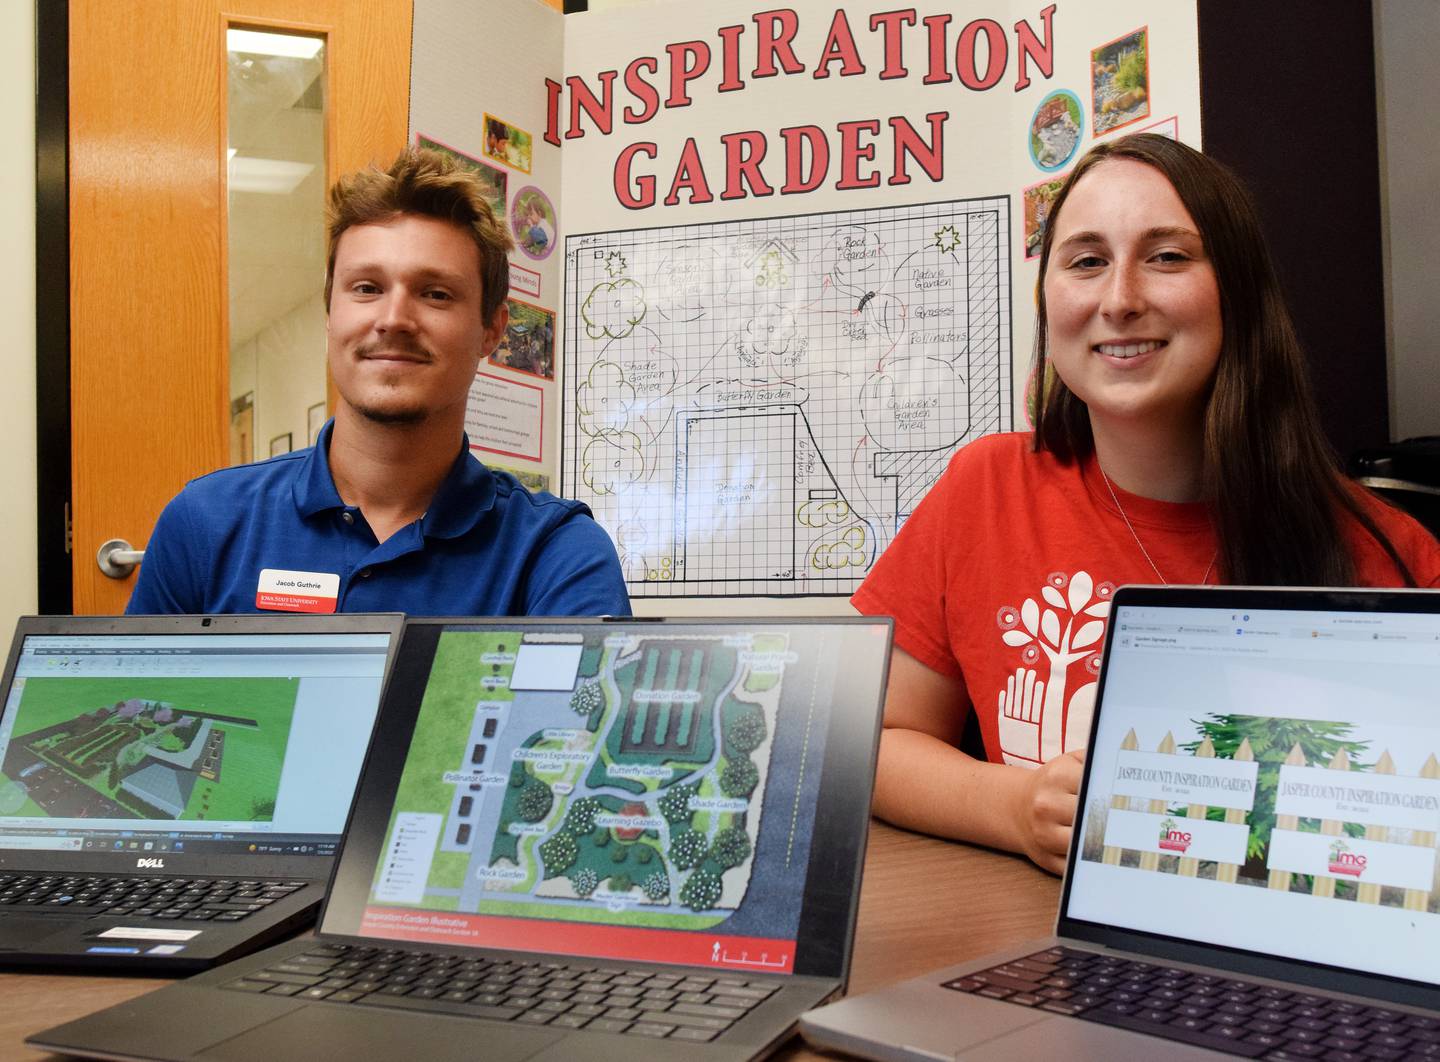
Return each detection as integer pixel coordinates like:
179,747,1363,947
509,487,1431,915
362,625,836,970
0,678,300,825
562,196,1012,597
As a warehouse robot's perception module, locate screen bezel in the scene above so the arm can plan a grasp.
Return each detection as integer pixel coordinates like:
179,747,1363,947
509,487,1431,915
321,616,892,981
0,612,404,878
1058,585,1440,1011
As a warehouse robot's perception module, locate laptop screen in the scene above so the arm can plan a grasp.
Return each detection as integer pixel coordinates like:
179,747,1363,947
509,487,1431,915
1067,594,1440,989
0,630,393,862
328,618,892,978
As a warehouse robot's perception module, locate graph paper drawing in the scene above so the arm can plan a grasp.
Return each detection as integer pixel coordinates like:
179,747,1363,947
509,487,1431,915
561,196,1012,598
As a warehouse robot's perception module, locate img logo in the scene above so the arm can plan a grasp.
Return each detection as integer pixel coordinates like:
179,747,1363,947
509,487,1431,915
136,857,165,869
1327,839,1367,878
1157,817,1192,854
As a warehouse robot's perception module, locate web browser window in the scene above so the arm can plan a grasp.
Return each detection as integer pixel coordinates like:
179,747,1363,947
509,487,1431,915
1069,604,1440,987
0,633,390,858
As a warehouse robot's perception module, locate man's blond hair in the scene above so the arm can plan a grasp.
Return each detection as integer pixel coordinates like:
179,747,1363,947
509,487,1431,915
324,147,514,321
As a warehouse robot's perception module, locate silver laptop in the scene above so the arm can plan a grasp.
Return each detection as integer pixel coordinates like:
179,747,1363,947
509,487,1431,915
31,615,892,1061
0,613,403,971
802,586,1440,1060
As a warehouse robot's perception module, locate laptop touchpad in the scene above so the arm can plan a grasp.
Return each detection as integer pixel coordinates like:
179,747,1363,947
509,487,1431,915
0,917,73,950
197,1006,565,1062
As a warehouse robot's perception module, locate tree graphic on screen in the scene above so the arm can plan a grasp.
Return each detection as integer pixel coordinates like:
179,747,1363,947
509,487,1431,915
1181,714,1370,869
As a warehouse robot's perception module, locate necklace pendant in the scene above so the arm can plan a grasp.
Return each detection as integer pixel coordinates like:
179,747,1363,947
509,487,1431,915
1100,466,1217,587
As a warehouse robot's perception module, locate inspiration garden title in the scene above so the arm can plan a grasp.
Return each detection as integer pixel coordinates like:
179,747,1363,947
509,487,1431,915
544,4,1059,209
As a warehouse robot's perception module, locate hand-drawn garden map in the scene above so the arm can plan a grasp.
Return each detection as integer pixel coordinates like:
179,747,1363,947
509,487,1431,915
561,196,1013,597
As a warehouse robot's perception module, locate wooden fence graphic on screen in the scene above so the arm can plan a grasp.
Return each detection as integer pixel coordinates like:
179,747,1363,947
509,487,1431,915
1099,728,1256,881
1096,728,1440,911
1267,744,1440,910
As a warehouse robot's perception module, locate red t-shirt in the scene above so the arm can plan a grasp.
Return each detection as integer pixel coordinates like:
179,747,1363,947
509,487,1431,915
852,432,1440,769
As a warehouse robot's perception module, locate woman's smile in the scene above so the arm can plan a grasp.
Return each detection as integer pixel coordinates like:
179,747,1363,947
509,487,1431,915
1043,157,1223,429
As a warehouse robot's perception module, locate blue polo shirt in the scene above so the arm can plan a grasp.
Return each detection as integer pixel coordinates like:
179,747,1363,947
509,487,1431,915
125,422,631,618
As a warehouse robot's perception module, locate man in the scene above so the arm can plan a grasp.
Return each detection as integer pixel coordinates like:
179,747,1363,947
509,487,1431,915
127,149,629,617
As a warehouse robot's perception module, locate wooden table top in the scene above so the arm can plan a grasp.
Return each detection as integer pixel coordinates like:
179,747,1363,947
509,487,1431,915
1,821,1059,1061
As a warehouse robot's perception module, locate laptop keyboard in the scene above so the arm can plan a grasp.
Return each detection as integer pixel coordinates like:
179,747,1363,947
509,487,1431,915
223,943,778,1042
944,947,1440,1059
0,873,305,922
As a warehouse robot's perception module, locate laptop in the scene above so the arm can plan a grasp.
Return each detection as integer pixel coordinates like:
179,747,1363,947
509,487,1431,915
801,586,1440,1060
0,612,403,972
30,614,894,1061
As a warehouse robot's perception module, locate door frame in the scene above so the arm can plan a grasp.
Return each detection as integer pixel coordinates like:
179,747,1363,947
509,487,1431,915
35,0,70,614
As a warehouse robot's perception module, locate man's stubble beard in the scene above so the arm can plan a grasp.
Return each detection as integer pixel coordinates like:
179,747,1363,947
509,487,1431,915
352,401,429,426
347,338,436,426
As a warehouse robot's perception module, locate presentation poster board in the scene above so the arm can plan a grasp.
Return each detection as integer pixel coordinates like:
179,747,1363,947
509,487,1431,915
411,0,1201,611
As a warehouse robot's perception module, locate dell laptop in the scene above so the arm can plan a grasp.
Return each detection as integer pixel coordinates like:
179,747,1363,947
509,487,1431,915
31,615,893,1060
0,613,403,972
801,586,1440,1060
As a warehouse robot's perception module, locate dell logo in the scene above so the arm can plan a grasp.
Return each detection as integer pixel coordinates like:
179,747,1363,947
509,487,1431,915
136,857,165,869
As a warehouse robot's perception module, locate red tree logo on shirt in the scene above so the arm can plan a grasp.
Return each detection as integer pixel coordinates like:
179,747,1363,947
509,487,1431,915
995,571,1113,766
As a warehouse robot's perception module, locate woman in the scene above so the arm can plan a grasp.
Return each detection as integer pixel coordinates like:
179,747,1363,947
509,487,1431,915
854,134,1440,874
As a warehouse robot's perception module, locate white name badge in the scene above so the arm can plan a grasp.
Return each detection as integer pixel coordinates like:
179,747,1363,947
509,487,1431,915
256,568,340,614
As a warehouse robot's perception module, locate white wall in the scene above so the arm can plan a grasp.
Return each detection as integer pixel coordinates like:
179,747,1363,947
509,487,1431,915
1375,0,1440,442
1,2,37,630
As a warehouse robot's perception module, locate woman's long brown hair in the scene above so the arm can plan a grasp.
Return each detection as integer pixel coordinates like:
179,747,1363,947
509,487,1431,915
1031,134,1414,586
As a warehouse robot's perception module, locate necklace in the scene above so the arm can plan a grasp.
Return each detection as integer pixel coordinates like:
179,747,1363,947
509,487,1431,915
1100,468,1217,586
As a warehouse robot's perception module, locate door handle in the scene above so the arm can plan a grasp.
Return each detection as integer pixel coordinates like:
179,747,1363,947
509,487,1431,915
97,538,145,579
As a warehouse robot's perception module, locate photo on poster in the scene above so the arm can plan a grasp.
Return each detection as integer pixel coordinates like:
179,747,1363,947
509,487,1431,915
1022,174,1067,260
483,113,532,174
1029,89,1083,172
490,298,555,380
511,186,556,261
492,464,551,494
268,432,292,458
1092,27,1151,135
415,133,506,221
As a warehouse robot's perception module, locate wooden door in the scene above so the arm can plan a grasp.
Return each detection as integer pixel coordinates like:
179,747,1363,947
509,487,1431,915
68,0,412,613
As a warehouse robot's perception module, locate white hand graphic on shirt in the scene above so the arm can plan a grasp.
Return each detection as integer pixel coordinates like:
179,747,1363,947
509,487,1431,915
997,571,1111,766
997,666,1044,765
1063,681,1096,754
